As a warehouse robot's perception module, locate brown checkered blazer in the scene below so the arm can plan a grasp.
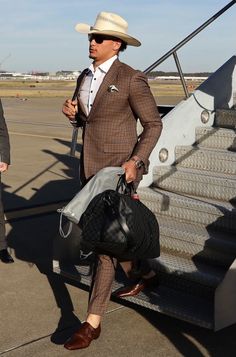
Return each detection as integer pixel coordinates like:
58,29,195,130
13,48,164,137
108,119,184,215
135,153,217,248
76,59,162,180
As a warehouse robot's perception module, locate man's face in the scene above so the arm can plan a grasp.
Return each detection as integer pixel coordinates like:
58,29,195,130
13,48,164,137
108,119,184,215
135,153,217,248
88,34,122,63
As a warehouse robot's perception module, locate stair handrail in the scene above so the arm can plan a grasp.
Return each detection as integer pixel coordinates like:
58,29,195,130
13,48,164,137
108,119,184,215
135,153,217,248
144,0,236,98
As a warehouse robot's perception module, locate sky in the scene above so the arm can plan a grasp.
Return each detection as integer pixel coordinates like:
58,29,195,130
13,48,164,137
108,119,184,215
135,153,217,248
1,0,236,74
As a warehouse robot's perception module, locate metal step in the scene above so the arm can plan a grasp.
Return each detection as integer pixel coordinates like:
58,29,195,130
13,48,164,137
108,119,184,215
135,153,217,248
175,146,236,175
53,262,213,329
195,127,236,151
138,187,236,233
214,109,236,129
158,216,236,267
116,284,213,329
153,166,236,201
147,252,225,289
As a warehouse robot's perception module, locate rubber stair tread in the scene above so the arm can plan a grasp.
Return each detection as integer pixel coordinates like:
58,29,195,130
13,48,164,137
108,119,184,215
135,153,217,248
153,166,236,201
175,146,236,175
195,125,236,150
158,216,236,246
138,187,235,213
215,109,236,128
150,252,226,288
196,126,236,136
116,284,213,329
176,145,236,160
53,254,224,291
216,108,236,115
159,244,234,269
158,217,236,242
53,263,213,329
154,166,236,182
138,188,236,232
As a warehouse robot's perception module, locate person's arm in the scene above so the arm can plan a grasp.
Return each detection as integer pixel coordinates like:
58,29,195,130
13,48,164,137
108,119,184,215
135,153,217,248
127,71,163,172
0,99,10,166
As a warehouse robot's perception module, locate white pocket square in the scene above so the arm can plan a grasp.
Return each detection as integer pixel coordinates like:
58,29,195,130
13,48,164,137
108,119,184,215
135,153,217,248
108,84,119,92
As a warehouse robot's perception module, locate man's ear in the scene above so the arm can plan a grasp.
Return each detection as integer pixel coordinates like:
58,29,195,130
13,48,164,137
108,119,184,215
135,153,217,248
113,40,122,52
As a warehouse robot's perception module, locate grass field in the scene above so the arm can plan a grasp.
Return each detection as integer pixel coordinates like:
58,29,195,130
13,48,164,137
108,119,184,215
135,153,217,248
0,79,201,104
0,80,75,98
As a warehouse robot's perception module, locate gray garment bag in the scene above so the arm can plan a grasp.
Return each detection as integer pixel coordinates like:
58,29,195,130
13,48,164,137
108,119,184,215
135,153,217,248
59,166,125,226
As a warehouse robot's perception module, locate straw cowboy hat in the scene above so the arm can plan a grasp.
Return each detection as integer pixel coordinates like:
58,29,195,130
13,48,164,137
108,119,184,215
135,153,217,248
75,12,141,47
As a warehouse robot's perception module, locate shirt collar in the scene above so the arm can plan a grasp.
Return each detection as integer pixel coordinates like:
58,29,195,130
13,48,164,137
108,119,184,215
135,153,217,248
88,55,117,75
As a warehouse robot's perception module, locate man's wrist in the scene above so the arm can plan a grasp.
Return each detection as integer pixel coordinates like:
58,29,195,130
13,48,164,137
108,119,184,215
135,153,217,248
130,156,144,169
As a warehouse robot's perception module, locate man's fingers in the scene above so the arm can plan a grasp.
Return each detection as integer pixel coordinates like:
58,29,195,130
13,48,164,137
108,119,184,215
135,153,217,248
62,99,77,117
125,173,135,183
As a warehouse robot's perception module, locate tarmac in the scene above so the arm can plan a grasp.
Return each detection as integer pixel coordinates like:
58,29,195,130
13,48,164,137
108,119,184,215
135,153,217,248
1,97,236,357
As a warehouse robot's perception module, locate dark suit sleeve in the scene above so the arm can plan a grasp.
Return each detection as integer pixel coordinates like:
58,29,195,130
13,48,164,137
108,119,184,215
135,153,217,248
128,71,162,170
0,99,10,164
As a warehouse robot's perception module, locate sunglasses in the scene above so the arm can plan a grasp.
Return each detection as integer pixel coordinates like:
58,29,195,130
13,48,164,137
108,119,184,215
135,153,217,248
88,34,119,44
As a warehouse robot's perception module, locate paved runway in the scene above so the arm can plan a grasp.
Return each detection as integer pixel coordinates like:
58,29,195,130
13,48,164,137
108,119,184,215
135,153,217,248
0,97,236,356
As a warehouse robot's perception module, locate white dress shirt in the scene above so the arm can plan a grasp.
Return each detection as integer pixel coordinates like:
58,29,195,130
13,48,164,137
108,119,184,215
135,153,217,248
79,55,118,115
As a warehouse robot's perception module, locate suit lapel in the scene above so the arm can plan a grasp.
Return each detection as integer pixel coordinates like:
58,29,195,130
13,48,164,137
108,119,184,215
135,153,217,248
73,69,89,117
88,59,121,119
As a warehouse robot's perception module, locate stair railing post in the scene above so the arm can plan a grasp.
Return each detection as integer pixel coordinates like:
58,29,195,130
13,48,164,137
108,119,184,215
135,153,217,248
173,51,190,99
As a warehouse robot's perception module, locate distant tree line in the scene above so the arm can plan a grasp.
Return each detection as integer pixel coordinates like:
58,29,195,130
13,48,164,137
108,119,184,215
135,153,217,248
149,71,212,77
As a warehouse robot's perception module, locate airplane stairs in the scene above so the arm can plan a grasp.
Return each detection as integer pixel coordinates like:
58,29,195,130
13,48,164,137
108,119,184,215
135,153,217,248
136,107,236,331
53,57,236,331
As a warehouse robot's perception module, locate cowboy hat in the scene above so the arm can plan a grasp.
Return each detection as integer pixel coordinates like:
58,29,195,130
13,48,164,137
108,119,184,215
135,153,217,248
75,12,141,47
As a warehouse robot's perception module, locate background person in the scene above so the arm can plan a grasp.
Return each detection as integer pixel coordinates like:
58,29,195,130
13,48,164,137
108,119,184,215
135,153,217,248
0,99,14,264
62,11,162,350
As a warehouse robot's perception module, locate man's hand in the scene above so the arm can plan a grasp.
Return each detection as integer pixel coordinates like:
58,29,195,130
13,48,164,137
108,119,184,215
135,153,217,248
62,99,78,121
122,160,137,183
0,162,8,173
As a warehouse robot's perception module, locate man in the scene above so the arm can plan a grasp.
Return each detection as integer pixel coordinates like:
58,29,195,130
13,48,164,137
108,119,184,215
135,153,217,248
62,11,162,350
0,99,14,263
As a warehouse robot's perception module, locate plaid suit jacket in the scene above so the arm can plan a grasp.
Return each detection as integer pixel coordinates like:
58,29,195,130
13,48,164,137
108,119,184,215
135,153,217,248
76,59,162,180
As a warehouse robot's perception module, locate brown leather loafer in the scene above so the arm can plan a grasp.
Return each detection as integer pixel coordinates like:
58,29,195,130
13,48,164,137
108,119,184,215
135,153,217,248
113,281,146,298
113,276,158,298
64,322,101,350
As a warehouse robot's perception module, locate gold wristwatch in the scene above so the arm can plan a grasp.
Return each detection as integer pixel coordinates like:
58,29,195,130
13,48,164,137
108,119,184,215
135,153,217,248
130,157,144,169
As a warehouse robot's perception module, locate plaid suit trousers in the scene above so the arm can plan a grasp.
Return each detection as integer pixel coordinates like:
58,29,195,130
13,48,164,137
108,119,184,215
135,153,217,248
88,255,118,315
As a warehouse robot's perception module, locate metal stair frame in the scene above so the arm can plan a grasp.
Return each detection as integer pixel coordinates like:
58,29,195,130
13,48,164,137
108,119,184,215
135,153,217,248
215,259,236,330
140,55,236,187
139,57,236,330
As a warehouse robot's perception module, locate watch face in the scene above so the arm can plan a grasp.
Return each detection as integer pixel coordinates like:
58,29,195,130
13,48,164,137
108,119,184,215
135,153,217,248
136,160,144,168
130,157,144,168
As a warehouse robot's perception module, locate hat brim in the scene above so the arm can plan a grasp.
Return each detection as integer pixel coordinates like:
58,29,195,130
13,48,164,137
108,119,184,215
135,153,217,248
75,23,141,47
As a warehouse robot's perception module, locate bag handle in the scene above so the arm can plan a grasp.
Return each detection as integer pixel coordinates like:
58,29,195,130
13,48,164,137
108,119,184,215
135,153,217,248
116,174,135,196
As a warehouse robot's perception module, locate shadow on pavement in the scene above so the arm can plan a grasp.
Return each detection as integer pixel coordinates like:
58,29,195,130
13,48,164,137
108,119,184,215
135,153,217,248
113,299,236,357
4,140,83,344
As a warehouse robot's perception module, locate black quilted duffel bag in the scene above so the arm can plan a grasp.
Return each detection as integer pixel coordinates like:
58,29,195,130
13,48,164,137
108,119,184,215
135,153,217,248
79,175,160,261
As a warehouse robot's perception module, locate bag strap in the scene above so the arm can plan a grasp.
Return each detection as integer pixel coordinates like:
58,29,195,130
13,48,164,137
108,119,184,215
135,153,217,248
72,68,89,101
58,209,73,238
